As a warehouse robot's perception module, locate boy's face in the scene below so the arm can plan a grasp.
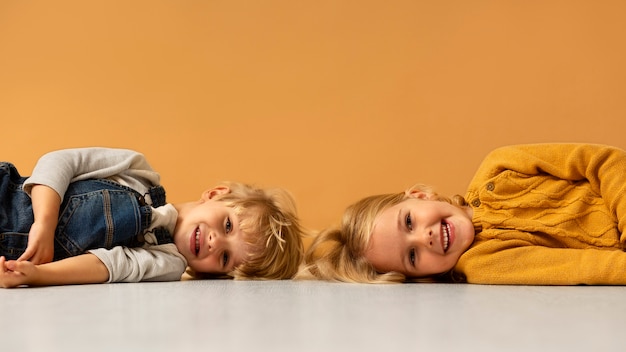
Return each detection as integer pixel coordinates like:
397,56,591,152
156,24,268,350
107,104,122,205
364,195,475,278
173,188,251,275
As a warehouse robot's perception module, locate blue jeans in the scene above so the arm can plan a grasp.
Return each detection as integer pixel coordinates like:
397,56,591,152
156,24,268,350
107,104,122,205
0,162,171,260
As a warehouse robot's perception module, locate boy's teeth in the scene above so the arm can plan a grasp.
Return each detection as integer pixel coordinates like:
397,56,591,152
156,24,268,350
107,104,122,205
195,228,200,254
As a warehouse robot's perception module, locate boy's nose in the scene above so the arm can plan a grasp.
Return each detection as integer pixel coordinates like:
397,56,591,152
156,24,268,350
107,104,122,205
208,231,224,248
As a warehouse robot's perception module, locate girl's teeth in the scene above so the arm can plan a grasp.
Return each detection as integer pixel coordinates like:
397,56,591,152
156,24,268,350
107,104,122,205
442,223,450,252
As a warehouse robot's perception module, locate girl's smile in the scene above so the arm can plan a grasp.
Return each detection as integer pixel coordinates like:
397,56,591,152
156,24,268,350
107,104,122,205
364,196,475,278
441,220,453,253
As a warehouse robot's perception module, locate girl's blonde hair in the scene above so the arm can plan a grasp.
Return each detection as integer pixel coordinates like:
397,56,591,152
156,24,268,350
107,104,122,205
190,181,305,280
295,184,466,284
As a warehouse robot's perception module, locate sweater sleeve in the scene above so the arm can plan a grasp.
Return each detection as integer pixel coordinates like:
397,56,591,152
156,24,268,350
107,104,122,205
469,143,626,238
88,244,188,283
23,147,160,200
457,235,626,285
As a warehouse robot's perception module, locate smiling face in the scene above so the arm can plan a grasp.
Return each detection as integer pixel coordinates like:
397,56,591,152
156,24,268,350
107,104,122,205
173,188,253,275
364,194,475,278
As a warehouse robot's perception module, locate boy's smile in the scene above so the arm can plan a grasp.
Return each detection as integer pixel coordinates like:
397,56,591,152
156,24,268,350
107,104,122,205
173,187,250,275
192,227,200,255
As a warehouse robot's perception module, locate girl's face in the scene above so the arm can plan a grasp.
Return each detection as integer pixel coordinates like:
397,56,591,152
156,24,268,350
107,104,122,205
364,194,475,278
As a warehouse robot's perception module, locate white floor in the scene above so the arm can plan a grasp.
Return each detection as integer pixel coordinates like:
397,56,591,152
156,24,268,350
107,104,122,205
2,280,625,352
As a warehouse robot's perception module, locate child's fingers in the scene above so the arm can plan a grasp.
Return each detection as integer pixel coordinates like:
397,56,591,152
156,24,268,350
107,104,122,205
0,266,26,288
17,247,34,262
0,257,18,288
5,260,24,273
0,257,13,272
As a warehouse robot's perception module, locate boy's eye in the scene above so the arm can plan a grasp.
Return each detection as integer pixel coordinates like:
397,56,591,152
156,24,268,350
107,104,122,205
409,248,416,266
405,213,413,231
225,217,232,234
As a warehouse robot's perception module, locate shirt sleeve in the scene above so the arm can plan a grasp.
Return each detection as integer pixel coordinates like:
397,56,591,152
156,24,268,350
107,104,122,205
457,234,626,285
468,143,626,237
23,147,160,200
88,244,188,283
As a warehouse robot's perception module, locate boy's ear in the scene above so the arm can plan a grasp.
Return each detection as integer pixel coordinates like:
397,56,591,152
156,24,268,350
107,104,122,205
201,186,231,201
405,189,433,200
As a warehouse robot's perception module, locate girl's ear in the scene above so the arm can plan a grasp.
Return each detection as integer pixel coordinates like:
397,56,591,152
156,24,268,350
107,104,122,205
405,189,434,200
201,186,231,201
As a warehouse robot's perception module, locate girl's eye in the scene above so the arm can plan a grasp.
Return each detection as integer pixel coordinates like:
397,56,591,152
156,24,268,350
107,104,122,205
405,213,413,231
225,217,232,234
409,248,416,266
222,252,230,267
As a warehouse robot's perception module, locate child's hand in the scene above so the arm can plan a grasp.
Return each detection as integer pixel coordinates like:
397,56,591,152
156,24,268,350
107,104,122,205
18,221,55,264
0,256,37,288
21,184,60,264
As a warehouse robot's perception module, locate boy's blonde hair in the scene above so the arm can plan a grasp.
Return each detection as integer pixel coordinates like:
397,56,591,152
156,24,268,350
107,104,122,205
295,184,466,284
191,181,304,280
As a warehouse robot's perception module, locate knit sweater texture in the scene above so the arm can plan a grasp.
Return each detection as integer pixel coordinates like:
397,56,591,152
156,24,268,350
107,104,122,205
455,144,626,285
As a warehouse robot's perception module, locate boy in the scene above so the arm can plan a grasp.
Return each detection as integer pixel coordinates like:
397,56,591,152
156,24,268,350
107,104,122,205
0,148,303,287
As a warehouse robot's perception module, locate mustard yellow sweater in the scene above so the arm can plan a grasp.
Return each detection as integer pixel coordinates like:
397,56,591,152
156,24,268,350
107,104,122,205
455,144,626,285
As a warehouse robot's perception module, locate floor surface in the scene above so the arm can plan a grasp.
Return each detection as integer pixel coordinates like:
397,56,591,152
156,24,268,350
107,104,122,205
2,280,625,352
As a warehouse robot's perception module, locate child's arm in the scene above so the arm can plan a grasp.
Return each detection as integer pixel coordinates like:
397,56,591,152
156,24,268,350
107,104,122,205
457,239,626,285
0,254,109,288
471,144,626,236
22,147,159,200
89,245,187,282
17,185,61,264
18,147,160,264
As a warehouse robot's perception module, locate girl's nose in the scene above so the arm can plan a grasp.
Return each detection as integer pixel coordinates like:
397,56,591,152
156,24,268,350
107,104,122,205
415,228,433,248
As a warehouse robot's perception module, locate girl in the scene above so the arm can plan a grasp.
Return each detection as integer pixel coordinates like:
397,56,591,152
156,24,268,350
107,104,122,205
298,143,626,285
0,147,304,287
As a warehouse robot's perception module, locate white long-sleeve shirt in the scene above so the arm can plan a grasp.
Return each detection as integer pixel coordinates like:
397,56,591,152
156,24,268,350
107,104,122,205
23,148,187,283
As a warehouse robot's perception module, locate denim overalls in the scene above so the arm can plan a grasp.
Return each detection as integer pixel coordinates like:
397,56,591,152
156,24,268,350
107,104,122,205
0,162,172,261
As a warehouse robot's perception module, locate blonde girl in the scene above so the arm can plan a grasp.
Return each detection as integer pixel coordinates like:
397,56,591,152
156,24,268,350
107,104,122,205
298,144,626,285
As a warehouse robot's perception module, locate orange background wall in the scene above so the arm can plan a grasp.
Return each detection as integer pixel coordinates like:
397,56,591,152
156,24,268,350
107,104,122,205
2,1,625,233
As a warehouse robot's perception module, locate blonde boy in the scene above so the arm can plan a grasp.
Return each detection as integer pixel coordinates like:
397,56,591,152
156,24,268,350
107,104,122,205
0,148,303,287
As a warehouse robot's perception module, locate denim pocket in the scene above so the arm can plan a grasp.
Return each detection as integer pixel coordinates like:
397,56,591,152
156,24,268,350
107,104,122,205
0,162,32,259
54,188,143,259
0,232,28,260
